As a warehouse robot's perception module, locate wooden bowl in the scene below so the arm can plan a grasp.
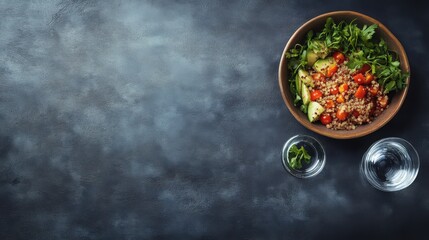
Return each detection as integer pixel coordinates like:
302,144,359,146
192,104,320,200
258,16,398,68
278,11,410,139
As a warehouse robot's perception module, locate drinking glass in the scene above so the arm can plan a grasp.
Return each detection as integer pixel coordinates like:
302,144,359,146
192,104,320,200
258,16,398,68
361,137,419,192
281,135,326,178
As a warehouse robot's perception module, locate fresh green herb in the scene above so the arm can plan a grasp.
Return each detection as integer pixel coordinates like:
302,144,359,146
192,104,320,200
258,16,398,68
360,24,377,41
286,17,408,103
288,144,312,170
286,44,307,75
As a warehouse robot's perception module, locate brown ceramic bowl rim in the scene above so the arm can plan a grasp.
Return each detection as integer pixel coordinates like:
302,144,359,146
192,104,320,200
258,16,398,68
278,11,410,139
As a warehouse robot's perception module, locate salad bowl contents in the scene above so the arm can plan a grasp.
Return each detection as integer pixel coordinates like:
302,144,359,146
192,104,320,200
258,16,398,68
279,11,410,139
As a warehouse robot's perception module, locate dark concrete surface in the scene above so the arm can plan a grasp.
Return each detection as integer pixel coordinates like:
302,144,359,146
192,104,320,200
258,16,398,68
0,0,428,239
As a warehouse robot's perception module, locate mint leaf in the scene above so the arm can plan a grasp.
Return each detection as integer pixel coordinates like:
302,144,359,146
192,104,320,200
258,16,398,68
360,24,377,41
288,144,312,170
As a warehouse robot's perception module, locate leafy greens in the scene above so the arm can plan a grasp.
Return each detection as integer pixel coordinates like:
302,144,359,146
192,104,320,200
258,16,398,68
286,17,408,99
288,144,311,170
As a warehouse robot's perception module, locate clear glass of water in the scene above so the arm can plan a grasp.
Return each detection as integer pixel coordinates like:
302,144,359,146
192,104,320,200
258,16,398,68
282,135,326,178
361,137,419,192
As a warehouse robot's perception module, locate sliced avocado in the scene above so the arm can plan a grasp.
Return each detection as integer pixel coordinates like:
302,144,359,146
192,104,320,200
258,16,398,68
309,40,328,59
295,74,302,96
298,69,314,87
313,57,336,76
306,50,319,67
307,101,325,122
301,83,310,105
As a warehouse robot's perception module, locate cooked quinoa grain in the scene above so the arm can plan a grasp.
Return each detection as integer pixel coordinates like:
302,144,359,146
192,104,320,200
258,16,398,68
310,61,389,130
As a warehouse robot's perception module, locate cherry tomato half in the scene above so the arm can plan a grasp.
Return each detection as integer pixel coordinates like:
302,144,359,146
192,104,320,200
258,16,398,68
326,64,339,77
355,85,366,99
364,73,374,84
311,72,326,82
353,73,366,85
325,99,335,109
333,52,345,64
330,86,339,95
320,114,332,125
336,107,349,121
310,90,323,101
369,86,378,96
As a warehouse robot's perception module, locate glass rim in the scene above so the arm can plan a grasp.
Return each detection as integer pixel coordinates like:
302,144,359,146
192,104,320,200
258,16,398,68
281,134,326,178
361,137,420,192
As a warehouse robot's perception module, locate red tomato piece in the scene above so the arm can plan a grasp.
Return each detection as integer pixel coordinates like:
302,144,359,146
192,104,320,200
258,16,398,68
310,90,323,101
352,110,360,117
325,99,335,109
369,86,378,96
359,64,371,74
336,94,345,103
333,52,345,64
326,64,339,77
311,72,326,82
353,73,366,85
320,114,332,125
336,107,349,121
364,73,374,84
339,83,348,93
330,86,339,95
355,85,366,99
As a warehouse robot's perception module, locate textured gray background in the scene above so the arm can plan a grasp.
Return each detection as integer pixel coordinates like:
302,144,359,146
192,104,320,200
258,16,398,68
0,0,428,239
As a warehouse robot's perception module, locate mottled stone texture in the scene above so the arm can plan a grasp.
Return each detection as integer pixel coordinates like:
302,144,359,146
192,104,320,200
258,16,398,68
0,1,428,239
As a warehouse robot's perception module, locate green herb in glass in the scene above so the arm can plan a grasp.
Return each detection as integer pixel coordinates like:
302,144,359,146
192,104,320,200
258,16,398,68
288,144,312,170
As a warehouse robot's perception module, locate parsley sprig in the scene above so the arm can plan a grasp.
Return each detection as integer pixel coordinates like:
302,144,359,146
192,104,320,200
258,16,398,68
288,144,311,170
286,17,408,95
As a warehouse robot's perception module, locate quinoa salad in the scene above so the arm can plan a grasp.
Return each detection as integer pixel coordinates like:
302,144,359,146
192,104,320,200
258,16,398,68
306,62,386,130
286,18,408,130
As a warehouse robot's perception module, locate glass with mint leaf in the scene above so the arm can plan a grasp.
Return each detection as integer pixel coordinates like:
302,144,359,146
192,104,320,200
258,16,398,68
282,135,326,178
